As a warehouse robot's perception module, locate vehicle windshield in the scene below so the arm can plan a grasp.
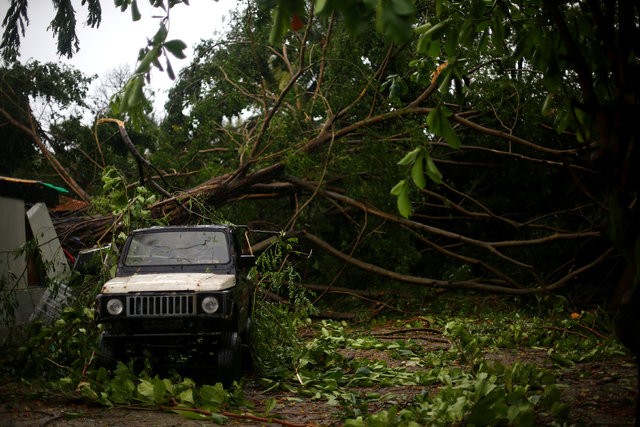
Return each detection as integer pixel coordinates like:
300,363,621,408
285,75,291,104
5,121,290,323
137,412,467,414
124,230,230,266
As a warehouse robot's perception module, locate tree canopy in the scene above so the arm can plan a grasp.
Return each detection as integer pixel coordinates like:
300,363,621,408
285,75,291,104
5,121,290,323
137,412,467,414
1,0,638,310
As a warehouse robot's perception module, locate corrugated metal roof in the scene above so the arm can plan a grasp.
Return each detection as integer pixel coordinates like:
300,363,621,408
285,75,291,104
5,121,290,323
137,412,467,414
50,196,89,212
0,176,68,206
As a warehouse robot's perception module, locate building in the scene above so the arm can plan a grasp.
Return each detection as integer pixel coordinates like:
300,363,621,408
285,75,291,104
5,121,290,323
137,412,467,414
0,176,72,341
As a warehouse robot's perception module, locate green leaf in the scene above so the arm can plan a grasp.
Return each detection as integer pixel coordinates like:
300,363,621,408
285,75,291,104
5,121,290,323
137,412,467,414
427,105,460,149
397,147,421,166
153,377,167,405
390,180,411,218
135,46,160,74
440,118,461,149
554,109,572,134
376,0,414,44
416,33,430,54
163,378,174,396
437,67,453,93
444,25,459,57
390,0,415,15
447,396,468,421
491,12,505,55
426,106,443,134
387,75,407,100
211,412,227,425
427,39,441,58
507,402,535,426
199,383,227,409
542,93,554,116
344,418,366,427
137,379,154,402
131,0,141,21
125,75,145,109
415,22,433,35
164,39,187,59
397,189,411,218
415,18,450,42
166,57,175,80
269,5,289,45
390,179,406,196
411,153,426,189
425,154,443,184
314,0,329,15
264,397,277,415
78,382,100,402
152,23,169,45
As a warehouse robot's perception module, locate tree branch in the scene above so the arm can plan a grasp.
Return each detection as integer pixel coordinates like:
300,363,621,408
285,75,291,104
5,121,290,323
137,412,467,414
0,106,90,201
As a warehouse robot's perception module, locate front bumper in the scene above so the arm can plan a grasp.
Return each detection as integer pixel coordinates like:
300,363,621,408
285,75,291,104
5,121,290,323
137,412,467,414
96,291,236,347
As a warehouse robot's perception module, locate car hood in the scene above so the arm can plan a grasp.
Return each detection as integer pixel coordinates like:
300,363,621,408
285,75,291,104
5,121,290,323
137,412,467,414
101,272,236,293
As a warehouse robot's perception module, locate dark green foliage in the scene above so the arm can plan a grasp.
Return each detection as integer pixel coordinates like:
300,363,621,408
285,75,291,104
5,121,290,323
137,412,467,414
3,306,98,380
250,235,317,374
0,61,93,178
147,1,616,303
1,0,102,61
0,0,28,62
1,0,635,348
0,265,627,424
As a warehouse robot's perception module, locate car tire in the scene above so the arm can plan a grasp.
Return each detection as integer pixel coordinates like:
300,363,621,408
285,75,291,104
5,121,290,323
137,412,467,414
241,317,253,371
98,334,118,370
217,332,242,385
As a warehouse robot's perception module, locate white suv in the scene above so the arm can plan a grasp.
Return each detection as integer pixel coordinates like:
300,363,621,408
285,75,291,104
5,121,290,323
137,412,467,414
95,225,255,381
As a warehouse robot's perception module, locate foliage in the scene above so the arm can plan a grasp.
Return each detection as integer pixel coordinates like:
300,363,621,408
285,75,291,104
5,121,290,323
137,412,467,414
91,166,163,238
74,363,251,423
1,0,101,61
1,7,637,415
249,296,624,424
250,234,318,374
144,1,616,301
1,0,625,305
0,61,93,178
2,305,98,381
0,1,637,421
0,281,629,424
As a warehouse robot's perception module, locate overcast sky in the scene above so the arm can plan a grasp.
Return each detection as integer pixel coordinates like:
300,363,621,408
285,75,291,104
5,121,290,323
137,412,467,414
1,0,236,113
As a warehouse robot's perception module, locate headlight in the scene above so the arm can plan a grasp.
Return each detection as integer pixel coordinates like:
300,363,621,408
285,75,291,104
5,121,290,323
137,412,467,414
201,296,219,314
106,298,124,315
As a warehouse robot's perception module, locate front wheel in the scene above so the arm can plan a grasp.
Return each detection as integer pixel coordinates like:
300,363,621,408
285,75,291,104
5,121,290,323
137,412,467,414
98,334,120,370
217,332,242,385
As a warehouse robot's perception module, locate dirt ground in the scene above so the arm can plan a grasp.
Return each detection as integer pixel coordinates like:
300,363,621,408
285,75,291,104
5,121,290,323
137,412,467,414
1,329,637,426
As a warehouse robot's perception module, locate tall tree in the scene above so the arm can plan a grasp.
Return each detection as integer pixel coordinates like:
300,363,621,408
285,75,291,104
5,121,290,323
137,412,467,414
1,0,101,61
147,0,607,300
3,0,630,305
0,61,93,200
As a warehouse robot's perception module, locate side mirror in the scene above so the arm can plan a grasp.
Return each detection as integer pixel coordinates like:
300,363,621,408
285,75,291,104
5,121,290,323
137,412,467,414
238,254,256,268
73,245,112,275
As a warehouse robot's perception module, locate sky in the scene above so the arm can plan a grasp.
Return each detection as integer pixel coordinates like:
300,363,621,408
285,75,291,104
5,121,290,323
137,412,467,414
1,0,236,114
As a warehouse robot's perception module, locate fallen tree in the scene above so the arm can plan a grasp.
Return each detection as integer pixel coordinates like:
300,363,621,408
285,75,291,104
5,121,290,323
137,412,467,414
3,2,622,308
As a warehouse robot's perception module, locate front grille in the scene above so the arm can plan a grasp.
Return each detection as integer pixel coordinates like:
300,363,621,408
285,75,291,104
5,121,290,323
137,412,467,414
127,294,196,317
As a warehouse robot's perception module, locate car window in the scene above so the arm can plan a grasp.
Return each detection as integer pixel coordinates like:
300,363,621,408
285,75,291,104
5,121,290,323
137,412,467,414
124,230,230,266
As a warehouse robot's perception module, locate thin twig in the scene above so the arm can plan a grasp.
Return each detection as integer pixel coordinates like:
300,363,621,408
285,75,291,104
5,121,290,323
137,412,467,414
164,406,315,427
